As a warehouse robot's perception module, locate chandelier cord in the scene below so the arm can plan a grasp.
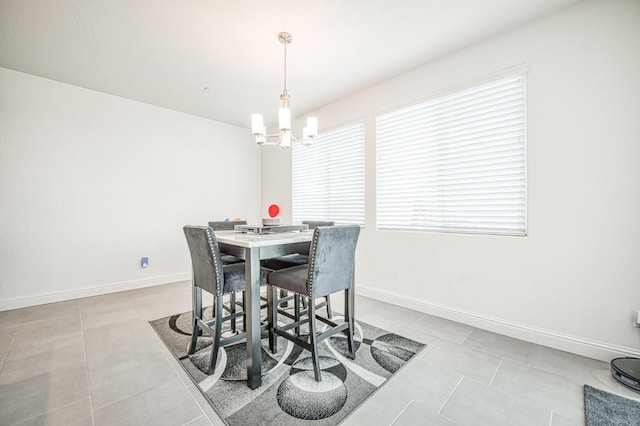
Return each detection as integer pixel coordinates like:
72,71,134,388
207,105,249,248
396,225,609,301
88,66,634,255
282,37,288,98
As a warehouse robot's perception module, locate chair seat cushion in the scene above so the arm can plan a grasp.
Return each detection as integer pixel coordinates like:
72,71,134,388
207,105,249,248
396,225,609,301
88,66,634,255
261,254,308,270
220,254,244,265
222,263,269,294
267,265,309,296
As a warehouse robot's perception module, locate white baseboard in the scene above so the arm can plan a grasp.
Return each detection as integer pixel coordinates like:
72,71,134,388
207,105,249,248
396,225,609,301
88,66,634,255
357,285,640,362
0,272,191,311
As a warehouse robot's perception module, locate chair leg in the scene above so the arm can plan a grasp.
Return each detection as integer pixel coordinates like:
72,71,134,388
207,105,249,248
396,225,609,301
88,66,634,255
242,291,247,332
294,294,301,336
230,293,237,333
279,289,289,308
345,288,355,360
308,297,322,382
189,286,202,354
325,295,332,319
268,286,278,354
209,295,224,374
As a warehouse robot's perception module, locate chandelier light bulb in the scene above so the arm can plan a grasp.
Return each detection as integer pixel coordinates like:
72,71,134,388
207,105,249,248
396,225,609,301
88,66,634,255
278,107,291,131
306,117,318,137
251,113,264,135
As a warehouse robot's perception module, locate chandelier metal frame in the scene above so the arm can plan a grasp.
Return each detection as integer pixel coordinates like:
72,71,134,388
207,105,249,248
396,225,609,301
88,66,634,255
251,32,318,148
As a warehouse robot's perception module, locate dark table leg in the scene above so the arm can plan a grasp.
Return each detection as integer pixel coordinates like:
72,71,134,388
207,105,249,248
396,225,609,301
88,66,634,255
245,247,262,389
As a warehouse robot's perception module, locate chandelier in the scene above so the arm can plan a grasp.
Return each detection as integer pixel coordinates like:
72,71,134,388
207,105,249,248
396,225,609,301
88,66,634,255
251,32,318,148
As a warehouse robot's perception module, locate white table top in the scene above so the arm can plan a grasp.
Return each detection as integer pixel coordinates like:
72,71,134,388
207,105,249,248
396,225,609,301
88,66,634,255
215,229,313,248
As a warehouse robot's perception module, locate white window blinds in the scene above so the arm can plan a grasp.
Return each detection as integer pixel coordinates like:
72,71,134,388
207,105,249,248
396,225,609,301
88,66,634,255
376,71,527,235
292,122,365,225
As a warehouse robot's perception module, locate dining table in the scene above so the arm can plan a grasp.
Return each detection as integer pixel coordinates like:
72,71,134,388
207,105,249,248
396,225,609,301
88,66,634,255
215,227,313,389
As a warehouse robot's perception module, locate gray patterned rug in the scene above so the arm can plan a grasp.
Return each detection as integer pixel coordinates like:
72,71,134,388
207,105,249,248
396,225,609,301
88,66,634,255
584,384,640,426
150,309,425,425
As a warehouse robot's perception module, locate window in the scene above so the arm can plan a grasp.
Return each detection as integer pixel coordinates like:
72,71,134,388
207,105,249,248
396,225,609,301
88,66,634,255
376,70,527,235
292,122,365,225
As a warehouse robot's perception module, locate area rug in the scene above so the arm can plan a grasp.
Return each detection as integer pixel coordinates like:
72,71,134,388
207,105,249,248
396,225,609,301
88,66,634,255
584,384,640,426
150,309,425,425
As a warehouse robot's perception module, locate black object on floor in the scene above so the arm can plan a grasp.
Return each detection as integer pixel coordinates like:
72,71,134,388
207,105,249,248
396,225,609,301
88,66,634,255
611,357,640,393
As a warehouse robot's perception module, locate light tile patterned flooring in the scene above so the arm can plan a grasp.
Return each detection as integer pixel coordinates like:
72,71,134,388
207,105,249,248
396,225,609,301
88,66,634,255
0,281,638,425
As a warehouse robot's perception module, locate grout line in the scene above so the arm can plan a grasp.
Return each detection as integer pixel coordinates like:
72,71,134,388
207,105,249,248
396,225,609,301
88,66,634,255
182,414,210,426
79,305,96,426
173,352,221,425
0,330,18,373
184,383,218,425
418,337,441,358
438,376,464,415
488,357,504,387
389,400,413,426
548,410,554,426
0,350,8,373
528,343,536,366
461,326,474,344
5,398,94,426
1,312,26,374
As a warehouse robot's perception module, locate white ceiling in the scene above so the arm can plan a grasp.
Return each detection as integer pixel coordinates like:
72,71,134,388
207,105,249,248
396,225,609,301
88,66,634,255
0,0,583,129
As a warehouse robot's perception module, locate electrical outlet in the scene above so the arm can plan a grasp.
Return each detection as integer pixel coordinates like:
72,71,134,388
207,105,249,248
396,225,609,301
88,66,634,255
141,257,149,268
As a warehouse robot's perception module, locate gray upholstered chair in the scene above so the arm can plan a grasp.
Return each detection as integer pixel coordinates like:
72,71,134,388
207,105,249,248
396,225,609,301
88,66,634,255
208,220,248,331
208,220,247,265
262,220,335,317
183,225,268,374
261,220,334,268
208,220,247,231
266,225,360,382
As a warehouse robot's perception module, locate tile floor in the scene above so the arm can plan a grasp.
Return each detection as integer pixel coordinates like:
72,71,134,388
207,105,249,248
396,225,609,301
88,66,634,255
0,281,638,425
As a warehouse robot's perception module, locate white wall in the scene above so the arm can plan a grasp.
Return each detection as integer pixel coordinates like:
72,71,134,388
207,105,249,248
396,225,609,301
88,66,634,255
261,0,640,360
0,67,262,309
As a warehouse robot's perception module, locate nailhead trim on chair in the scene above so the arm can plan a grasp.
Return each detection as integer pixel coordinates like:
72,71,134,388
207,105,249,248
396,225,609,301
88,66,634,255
206,227,223,296
307,228,320,297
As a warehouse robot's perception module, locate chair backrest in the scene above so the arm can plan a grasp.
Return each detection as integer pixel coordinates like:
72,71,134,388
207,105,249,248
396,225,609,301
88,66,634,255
208,220,247,231
183,225,224,296
302,220,335,229
307,225,360,298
